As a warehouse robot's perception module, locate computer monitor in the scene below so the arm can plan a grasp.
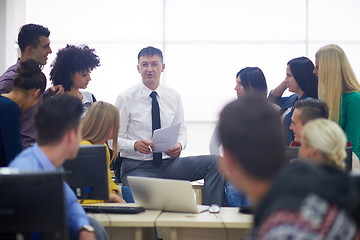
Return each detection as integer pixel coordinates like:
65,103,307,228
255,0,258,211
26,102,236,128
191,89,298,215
63,145,109,201
284,146,353,172
0,170,68,240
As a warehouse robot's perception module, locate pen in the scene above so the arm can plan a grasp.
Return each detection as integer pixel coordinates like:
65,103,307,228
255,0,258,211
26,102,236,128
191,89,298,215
148,146,153,152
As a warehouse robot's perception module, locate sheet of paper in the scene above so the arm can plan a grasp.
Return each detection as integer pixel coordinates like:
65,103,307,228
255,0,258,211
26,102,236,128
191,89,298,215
151,123,181,152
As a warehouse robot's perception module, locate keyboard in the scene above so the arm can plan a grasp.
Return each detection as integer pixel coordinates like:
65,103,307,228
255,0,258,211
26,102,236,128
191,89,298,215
83,205,145,214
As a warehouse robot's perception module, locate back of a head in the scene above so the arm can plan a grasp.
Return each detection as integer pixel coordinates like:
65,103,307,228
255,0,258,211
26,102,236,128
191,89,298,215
137,46,163,62
294,99,329,125
50,44,100,91
302,118,346,170
18,24,50,53
14,59,46,93
35,95,83,146
288,56,318,98
82,101,119,160
219,96,285,179
237,67,268,98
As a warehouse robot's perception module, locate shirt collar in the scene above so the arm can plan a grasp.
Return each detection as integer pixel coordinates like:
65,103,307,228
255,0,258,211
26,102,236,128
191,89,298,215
32,144,58,171
139,82,163,99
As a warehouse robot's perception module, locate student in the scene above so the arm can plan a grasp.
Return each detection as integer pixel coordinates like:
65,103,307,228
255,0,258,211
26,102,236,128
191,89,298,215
0,59,46,166
9,95,107,240
114,46,224,206
269,57,318,145
50,44,100,118
0,23,63,149
314,44,360,159
299,119,347,171
289,98,329,145
218,96,359,239
209,67,270,156
81,101,129,203
209,67,271,207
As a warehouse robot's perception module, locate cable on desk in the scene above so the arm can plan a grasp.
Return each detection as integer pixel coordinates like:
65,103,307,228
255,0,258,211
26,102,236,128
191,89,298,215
214,211,229,240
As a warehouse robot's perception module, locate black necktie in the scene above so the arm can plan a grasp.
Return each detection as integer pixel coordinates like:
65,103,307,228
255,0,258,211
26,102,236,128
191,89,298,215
150,91,162,167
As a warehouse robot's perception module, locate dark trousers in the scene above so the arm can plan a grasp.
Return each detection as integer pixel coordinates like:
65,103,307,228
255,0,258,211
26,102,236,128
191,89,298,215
120,155,224,206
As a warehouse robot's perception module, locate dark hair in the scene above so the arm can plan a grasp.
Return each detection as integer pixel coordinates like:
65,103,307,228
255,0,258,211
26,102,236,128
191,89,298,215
294,99,329,125
288,57,318,98
50,44,100,91
137,46,163,63
219,96,285,179
17,24,50,53
14,59,46,93
35,95,83,145
236,67,268,97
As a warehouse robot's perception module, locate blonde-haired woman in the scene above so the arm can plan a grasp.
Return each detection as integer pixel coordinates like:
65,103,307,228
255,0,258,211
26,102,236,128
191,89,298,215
299,119,346,171
81,101,125,203
314,44,360,159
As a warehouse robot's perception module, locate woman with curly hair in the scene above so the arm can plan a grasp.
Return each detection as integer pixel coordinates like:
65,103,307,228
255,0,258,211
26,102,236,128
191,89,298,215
0,59,46,166
50,44,100,118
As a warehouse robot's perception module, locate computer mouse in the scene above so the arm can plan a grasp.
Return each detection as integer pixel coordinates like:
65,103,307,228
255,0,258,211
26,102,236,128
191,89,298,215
208,204,220,213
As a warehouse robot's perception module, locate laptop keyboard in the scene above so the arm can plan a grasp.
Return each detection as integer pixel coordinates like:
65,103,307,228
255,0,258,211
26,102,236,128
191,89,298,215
83,205,145,214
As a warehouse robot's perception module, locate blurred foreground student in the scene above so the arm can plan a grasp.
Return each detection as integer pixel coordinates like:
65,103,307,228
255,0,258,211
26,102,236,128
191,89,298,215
218,96,360,239
10,95,107,240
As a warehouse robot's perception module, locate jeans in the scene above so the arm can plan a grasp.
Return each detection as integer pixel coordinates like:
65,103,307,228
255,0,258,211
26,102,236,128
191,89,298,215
224,182,251,207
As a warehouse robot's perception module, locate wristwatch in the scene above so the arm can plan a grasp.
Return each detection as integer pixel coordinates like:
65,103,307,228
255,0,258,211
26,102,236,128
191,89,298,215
79,225,95,233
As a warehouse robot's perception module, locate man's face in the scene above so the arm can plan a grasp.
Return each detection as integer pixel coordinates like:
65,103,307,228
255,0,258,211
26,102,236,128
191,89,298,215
137,55,165,90
289,108,304,143
31,36,52,65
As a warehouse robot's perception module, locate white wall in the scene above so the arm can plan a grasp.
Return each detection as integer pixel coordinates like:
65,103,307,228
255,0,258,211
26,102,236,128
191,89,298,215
2,0,360,156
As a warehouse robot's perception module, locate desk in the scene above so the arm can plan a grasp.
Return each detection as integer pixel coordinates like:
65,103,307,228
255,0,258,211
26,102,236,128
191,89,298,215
156,207,253,240
85,203,161,240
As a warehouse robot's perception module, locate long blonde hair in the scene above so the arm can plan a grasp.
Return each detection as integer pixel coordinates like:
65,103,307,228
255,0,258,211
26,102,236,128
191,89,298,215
315,44,360,123
82,101,119,162
302,119,346,170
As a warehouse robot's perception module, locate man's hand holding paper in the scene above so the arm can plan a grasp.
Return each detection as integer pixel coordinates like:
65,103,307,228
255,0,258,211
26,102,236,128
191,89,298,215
151,123,181,155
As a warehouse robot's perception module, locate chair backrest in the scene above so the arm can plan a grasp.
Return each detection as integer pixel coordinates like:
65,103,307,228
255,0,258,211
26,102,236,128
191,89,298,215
284,146,353,172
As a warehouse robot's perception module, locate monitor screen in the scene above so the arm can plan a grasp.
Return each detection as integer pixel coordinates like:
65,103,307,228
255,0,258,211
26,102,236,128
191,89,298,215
0,171,67,240
63,145,109,201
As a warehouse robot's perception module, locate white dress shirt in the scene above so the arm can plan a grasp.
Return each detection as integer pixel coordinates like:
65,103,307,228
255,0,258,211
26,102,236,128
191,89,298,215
115,82,187,160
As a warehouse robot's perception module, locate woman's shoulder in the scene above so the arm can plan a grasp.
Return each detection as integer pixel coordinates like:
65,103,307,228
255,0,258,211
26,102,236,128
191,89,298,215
80,140,92,145
342,92,360,103
0,96,20,113
80,91,94,103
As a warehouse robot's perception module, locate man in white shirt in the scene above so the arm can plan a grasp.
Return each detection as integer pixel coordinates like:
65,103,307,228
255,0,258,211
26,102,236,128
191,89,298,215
114,46,224,205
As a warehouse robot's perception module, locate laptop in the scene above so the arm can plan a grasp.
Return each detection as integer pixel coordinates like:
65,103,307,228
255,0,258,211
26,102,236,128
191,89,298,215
127,176,209,213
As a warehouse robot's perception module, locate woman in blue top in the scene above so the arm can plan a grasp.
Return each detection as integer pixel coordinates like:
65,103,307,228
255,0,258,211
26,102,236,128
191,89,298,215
269,57,318,145
0,59,46,166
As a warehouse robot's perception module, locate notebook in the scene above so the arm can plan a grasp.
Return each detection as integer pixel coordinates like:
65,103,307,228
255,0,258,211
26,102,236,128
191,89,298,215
127,176,209,213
